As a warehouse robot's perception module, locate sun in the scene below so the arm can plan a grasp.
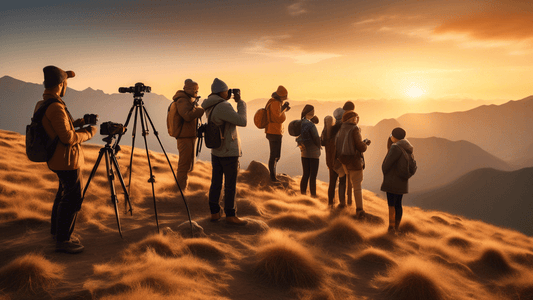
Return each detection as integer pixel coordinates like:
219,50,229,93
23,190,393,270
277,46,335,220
405,83,426,98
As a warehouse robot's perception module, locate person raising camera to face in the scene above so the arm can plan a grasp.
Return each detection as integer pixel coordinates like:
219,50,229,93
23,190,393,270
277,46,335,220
33,66,97,254
201,78,247,226
265,85,290,182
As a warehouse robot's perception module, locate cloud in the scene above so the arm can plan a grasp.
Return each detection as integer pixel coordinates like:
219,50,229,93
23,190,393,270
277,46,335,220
288,0,307,16
244,35,341,64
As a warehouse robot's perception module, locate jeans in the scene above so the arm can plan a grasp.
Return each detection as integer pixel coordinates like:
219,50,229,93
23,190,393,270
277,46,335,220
328,168,346,206
266,134,282,179
387,192,403,226
301,157,319,196
209,154,239,217
51,169,83,242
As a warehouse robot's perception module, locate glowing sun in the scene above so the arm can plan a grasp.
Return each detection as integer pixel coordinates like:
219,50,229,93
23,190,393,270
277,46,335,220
405,83,426,98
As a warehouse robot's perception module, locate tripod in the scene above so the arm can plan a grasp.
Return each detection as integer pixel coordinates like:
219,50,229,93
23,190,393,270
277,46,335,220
82,135,132,238
114,89,193,235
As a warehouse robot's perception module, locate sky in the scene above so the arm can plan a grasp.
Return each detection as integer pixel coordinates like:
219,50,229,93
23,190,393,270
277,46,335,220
1,0,532,103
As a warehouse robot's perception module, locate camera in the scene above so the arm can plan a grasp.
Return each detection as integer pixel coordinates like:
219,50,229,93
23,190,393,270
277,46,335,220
100,121,126,136
363,138,371,146
84,114,98,125
281,102,291,112
193,96,201,106
228,88,240,98
118,82,151,94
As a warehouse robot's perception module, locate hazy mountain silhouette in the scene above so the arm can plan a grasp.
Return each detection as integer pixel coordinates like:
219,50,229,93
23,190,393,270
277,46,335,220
410,167,533,236
396,96,533,162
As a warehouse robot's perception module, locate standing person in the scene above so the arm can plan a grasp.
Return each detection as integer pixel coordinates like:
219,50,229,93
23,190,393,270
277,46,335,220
321,108,348,208
381,127,414,233
168,79,204,190
265,85,290,182
35,66,97,253
297,105,321,197
201,78,247,225
336,111,371,217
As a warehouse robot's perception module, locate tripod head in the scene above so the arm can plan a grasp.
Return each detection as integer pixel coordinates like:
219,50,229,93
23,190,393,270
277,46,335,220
119,82,151,98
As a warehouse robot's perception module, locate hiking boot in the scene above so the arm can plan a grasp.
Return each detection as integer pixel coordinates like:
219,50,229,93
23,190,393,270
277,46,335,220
355,209,366,219
52,234,81,245
337,203,347,209
226,216,248,226
211,211,222,222
56,239,84,254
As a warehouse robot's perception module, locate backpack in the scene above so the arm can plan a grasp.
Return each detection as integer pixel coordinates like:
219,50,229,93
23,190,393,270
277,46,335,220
288,119,302,137
197,102,224,149
335,127,357,165
397,146,417,179
167,100,184,138
254,102,271,129
26,98,61,162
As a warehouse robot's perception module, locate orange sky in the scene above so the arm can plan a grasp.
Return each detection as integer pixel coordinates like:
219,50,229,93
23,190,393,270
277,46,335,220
1,0,532,103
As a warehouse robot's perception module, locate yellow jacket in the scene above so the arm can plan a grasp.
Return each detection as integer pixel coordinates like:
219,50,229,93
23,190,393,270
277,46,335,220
34,93,95,170
265,98,286,135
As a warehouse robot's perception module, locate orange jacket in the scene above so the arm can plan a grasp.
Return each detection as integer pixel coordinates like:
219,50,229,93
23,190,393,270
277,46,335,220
35,93,95,170
265,98,286,135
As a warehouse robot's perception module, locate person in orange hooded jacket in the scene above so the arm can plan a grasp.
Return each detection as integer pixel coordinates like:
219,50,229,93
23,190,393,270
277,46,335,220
264,85,290,182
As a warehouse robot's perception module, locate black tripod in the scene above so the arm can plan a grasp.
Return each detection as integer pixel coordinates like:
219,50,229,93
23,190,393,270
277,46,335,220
114,87,193,235
82,135,132,238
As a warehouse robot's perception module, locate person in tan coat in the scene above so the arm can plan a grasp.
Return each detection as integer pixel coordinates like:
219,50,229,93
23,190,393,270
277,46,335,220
168,79,205,190
33,66,97,254
264,85,290,182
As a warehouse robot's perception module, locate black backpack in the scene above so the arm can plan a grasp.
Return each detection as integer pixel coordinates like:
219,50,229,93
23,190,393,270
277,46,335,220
26,98,61,162
197,102,225,150
398,146,417,179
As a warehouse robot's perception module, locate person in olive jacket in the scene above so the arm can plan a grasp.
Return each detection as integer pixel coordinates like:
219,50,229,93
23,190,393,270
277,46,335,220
168,79,205,190
297,105,321,197
381,127,414,233
34,66,97,254
264,85,290,182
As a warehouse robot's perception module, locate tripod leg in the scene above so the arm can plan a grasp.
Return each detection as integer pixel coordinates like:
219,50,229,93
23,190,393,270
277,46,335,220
139,107,159,233
81,148,105,199
126,105,140,205
105,149,123,238
111,152,133,216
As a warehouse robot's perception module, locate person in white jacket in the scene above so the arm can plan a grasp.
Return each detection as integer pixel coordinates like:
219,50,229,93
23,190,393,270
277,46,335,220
201,78,247,225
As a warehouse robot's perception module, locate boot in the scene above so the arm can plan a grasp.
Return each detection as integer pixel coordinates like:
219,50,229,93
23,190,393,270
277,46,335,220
56,239,84,254
269,159,279,182
211,211,222,222
226,216,248,226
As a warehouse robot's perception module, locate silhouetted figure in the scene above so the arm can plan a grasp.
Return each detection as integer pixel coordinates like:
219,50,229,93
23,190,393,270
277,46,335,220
297,105,321,197
167,79,204,190
201,78,247,226
34,66,97,253
381,127,414,233
335,111,370,217
264,86,290,182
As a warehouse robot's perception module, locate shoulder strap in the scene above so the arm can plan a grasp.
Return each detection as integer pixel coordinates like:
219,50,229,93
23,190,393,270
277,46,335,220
33,98,61,123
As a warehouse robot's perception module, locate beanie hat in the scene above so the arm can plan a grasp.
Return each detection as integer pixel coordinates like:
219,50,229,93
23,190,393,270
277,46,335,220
43,66,75,89
301,104,314,119
276,85,288,98
342,101,355,111
183,79,199,95
211,78,228,93
342,111,358,123
391,127,406,140
333,108,344,121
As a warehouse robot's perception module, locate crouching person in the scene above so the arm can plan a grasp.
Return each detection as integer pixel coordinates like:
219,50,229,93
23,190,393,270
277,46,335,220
36,66,97,253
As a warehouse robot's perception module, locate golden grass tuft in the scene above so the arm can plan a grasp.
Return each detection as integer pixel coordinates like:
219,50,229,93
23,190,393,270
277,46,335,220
254,237,323,289
183,238,227,262
124,234,183,258
0,253,64,296
383,270,445,300
468,248,516,279
351,248,398,276
267,213,325,231
306,216,364,248
446,236,473,250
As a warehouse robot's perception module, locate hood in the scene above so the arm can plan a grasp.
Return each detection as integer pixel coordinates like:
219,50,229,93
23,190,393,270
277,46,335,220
395,139,414,154
201,94,225,110
172,90,190,101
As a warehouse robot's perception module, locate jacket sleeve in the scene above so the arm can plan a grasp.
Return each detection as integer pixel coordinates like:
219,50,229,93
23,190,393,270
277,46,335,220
311,124,321,149
218,100,247,127
320,126,327,146
353,127,368,153
269,101,286,124
47,103,94,145
382,145,401,174
177,98,205,122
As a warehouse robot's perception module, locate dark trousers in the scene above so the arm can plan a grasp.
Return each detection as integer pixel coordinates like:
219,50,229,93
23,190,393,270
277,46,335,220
328,168,347,205
51,169,83,242
209,154,239,217
266,134,282,179
387,192,403,226
300,157,319,196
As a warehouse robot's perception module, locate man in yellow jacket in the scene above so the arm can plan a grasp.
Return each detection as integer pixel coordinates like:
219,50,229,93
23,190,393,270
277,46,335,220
34,66,97,254
265,85,290,182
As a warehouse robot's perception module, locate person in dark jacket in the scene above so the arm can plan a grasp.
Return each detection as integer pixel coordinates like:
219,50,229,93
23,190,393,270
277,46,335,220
265,85,290,182
297,105,321,197
201,78,247,226
335,111,370,216
321,107,349,207
168,79,205,190
381,127,414,233
34,66,97,254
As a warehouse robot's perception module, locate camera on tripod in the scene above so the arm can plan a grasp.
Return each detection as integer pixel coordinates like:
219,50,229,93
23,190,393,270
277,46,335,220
118,82,151,94
100,121,126,136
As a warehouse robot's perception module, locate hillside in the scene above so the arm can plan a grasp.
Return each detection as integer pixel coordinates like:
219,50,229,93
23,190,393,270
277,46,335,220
1,129,532,300
410,167,533,236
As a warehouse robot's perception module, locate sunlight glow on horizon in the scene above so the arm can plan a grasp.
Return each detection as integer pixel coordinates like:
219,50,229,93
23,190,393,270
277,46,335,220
405,82,426,99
